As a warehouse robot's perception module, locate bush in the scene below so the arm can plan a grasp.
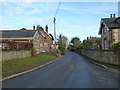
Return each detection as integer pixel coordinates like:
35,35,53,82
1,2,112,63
58,46,66,55
49,50,58,56
112,42,120,49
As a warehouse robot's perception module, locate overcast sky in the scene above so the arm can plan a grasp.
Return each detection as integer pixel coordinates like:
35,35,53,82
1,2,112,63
0,1,118,41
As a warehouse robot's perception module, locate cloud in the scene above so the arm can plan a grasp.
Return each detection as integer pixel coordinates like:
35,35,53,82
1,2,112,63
60,2,117,17
2,2,44,16
26,8,42,14
31,9,40,13
33,18,44,24
0,25,14,30
16,6,25,14
1,2,118,41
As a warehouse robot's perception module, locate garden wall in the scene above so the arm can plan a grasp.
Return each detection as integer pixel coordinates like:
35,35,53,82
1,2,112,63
0,50,31,61
81,48,119,65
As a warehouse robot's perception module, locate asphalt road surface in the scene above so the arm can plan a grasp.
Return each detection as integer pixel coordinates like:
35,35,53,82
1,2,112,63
2,51,118,88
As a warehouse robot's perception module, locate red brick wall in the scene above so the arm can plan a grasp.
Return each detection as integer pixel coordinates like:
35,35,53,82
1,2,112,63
39,31,53,51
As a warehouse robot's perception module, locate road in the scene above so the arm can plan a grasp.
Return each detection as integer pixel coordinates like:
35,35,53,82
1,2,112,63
2,51,118,88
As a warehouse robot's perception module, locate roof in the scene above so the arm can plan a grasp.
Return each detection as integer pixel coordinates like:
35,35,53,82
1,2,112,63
49,34,54,40
99,17,120,34
40,30,53,40
40,32,46,38
36,26,44,31
0,30,37,40
101,17,120,29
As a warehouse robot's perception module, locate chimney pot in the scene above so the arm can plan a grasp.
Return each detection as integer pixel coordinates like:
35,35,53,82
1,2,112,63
113,14,115,18
33,25,35,30
36,25,40,30
110,14,112,18
87,37,89,40
45,25,48,33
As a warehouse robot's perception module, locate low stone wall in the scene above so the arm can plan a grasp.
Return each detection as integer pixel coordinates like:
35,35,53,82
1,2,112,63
1,50,31,61
81,48,119,65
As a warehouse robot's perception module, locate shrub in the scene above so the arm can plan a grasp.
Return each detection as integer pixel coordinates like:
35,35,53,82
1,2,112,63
58,46,66,55
112,42,120,49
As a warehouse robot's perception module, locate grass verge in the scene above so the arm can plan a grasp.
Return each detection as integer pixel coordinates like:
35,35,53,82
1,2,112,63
79,54,120,69
2,53,57,78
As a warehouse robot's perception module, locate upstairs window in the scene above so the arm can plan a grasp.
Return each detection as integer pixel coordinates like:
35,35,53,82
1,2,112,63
103,25,107,34
44,43,48,47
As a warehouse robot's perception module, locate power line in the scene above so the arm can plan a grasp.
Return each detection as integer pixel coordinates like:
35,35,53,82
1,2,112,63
53,0,62,51
55,0,62,18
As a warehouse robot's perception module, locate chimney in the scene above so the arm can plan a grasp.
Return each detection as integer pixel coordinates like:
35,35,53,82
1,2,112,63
113,14,116,18
33,25,35,30
110,14,112,18
87,37,89,40
45,25,48,33
36,25,40,30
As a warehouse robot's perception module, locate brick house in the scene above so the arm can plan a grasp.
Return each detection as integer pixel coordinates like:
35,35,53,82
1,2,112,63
34,25,54,52
0,25,54,54
98,14,120,49
0,30,41,55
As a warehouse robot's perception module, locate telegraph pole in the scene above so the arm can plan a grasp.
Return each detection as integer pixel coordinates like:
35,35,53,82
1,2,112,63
54,17,56,42
53,0,61,51
54,17,56,50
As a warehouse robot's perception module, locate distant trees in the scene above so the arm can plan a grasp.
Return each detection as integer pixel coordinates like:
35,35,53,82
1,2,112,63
68,37,81,52
57,34,68,55
70,37,81,49
68,36,101,52
20,28,27,30
81,37,101,49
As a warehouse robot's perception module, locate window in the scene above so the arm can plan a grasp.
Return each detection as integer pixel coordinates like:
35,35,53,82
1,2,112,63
103,26,107,34
40,44,43,47
44,43,48,47
2,43,9,49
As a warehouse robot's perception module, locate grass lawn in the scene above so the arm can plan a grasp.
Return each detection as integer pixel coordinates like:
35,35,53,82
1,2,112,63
2,53,57,78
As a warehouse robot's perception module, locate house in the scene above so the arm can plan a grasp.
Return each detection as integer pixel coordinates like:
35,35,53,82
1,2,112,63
0,25,54,54
34,25,54,52
98,14,120,49
0,30,41,55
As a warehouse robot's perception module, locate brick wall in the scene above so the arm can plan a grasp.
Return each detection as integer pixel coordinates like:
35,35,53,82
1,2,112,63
81,48,119,65
39,31,53,51
1,50,31,61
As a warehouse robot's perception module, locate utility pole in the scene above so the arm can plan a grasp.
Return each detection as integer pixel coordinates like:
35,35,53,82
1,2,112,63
54,17,57,50
54,17,56,42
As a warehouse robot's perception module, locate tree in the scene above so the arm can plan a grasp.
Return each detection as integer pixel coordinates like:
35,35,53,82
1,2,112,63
57,34,68,55
20,28,27,30
82,37,101,49
70,37,81,49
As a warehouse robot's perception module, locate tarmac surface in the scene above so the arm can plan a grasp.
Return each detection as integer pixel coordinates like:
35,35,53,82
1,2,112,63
2,51,118,88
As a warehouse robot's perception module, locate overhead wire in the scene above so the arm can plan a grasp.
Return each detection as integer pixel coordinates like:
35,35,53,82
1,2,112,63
53,0,62,42
54,0,62,18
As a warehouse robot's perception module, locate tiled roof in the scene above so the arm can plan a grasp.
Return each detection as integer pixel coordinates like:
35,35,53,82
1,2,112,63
36,27,44,31
0,30,37,39
101,17,120,29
